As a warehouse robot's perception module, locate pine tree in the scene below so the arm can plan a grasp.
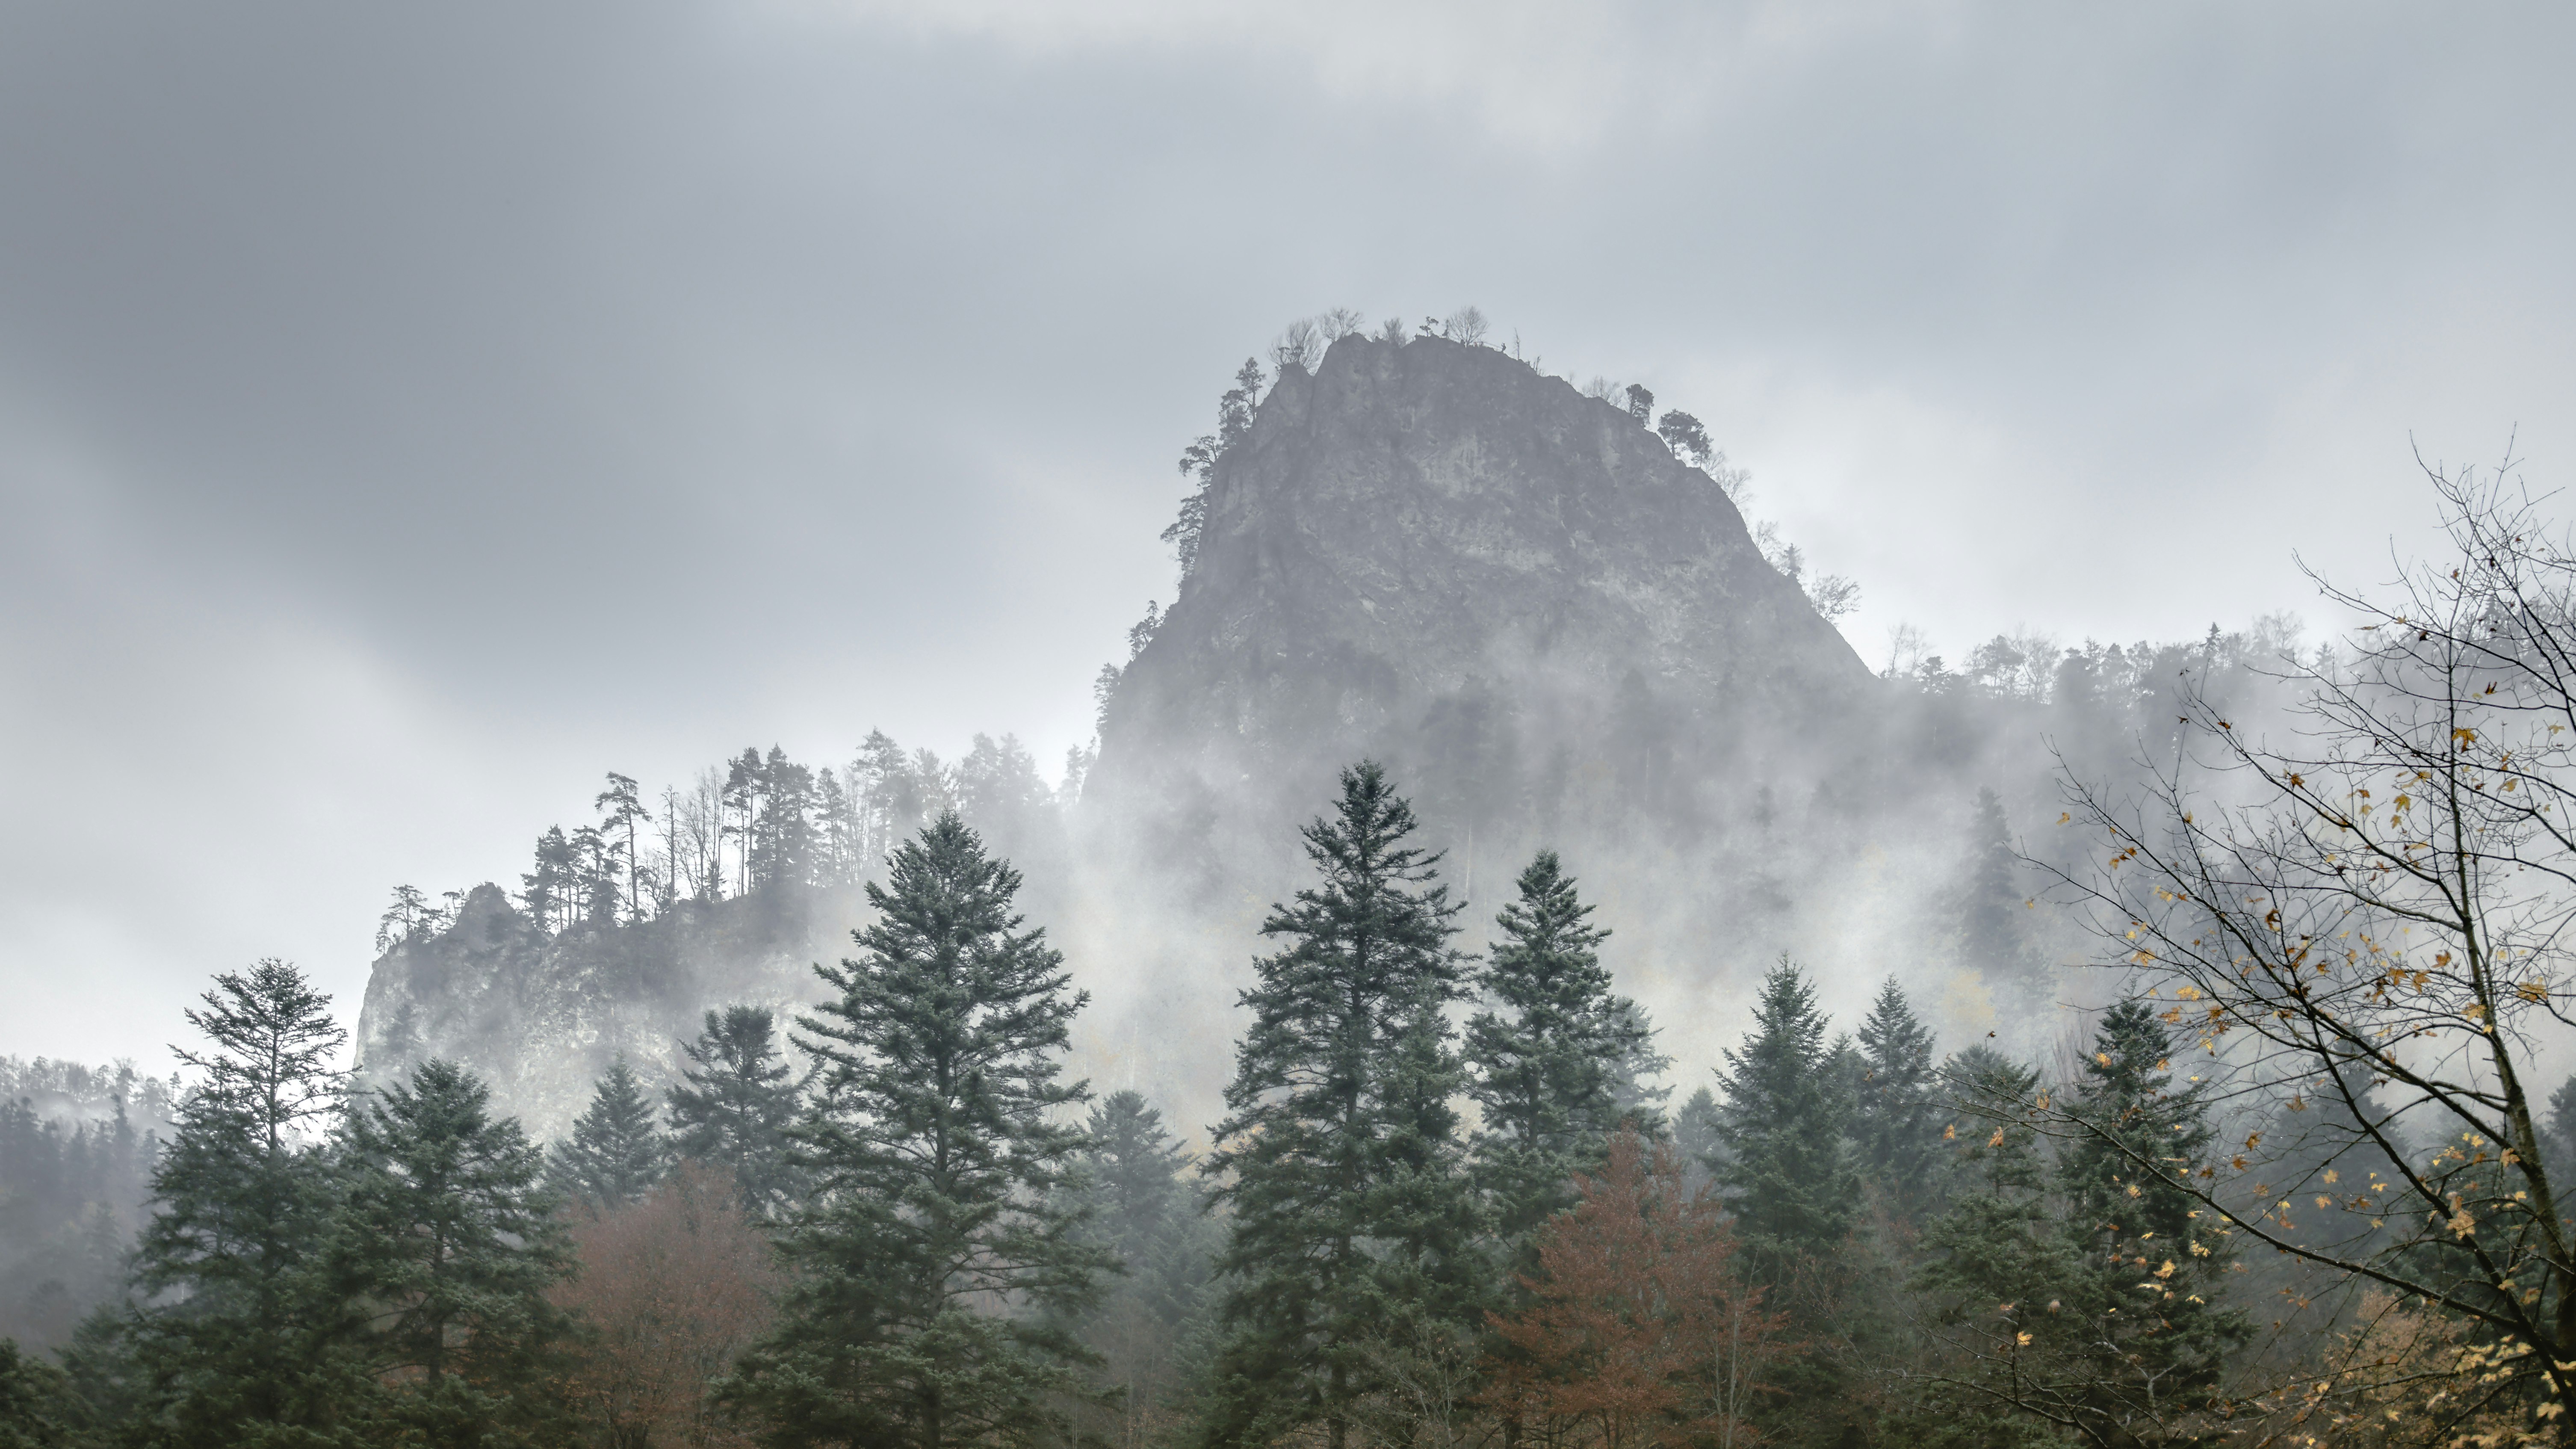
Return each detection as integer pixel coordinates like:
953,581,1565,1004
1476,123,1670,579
1065,1092,1220,1449
1908,1048,2086,1441
666,1005,801,1212
1957,788,2047,1012
546,1058,668,1214
1163,358,1264,579
730,813,1108,1449
123,960,366,1445
1465,851,1656,1256
1,1333,76,1448
337,1058,576,1447
2053,1000,2248,1434
594,772,652,921
1852,979,1945,1223
1201,762,1474,1449
1674,1085,1724,1193
1712,960,1860,1275
522,825,576,934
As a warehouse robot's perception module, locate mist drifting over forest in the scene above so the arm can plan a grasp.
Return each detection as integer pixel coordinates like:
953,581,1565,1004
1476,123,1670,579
10,4,2576,1447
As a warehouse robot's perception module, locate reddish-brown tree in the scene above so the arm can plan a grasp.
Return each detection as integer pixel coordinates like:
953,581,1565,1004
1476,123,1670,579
1487,1130,1789,1449
551,1162,778,1448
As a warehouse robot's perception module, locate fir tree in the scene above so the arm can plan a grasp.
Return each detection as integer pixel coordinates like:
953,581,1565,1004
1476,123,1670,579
1852,979,1945,1223
123,960,365,1445
1674,1085,1724,1192
546,1058,668,1214
1065,1092,1220,1449
1201,762,1474,1449
666,1005,801,1212
1464,851,1657,1255
337,1058,576,1447
1909,1048,2085,1440
0,1336,74,1448
1712,960,1860,1274
522,825,576,934
730,813,1108,1449
1957,787,2047,1011
2053,1000,2248,1434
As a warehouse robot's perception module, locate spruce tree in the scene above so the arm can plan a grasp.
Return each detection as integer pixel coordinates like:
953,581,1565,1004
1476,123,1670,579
1464,851,1656,1254
1065,1092,1221,1449
730,813,1108,1449
1957,787,2047,1011
1852,979,1945,1223
546,1057,668,1214
0,1337,73,1449
666,1005,801,1212
1674,1085,1725,1192
1712,960,1860,1274
123,960,365,1445
1201,762,1473,1449
1907,1047,2086,1441
337,1058,575,1448
2053,1000,2248,1434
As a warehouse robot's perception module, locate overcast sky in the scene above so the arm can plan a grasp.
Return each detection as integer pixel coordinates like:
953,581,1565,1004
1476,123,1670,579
5,0,2571,1070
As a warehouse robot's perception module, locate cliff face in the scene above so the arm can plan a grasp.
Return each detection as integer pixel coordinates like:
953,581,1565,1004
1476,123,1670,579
355,883,860,1140
1091,333,1876,870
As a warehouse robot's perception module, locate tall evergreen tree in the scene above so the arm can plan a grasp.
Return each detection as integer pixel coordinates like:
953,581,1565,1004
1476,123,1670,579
2053,1000,2248,1437
522,825,576,934
546,1058,668,1215
1201,762,1474,1449
1064,1092,1221,1449
0,1338,73,1449
1905,1047,2087,1443
666,1005,801,1212
123,960,364,1445
730,814,1108,1449
337,1058,575,1448
1464,851,1656,1255
1674,1085,1724,1193
1957,787,2047,1011
1852,979,1945,1223
1711,960,1860,1274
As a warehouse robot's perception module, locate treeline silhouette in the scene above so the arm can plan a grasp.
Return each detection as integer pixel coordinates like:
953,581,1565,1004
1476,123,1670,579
20,756,2570,1448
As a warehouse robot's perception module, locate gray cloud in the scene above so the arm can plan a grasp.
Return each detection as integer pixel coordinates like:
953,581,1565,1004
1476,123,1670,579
4,0,2571,1063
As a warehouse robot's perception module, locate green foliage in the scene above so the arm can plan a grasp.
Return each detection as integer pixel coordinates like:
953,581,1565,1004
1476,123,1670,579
1711,959,1860,1274
2051,999,2249,1436
1956,787,2047,1011
122,959,367,1446
1063,1092,1221,1446
1912,1051,2083,1422
1853,979,1945,1223
337,1058,578,1447
1464,851,1656,1252
0,1338,72,1449
731,813,1108,1449
1674,1085,1723,1190
545,1057,667,1214
1201,762,1476,1448
666,1006,801,1213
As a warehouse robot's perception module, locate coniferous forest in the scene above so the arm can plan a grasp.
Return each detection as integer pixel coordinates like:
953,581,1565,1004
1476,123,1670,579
21,455,2576,1449
13,345,2576,1448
